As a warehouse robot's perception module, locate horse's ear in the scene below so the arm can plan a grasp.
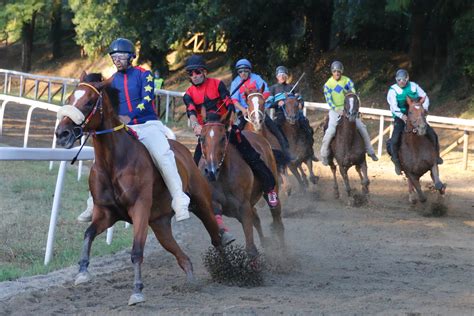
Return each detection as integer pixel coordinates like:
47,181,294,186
244,87,249,96
260,84,265,94
79,71,87,82
406,97,413,106
96,75,112,90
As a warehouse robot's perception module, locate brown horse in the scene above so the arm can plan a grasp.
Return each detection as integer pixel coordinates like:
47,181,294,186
399,97,446,203
55,73,224,306
325,93,370,198
279,95,318,190
199,114,285,257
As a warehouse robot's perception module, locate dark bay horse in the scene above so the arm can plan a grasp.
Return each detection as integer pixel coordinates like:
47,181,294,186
199,114,285,257
55,73,224,306
279,95,318,190
398,97,446,203
325,93,370,198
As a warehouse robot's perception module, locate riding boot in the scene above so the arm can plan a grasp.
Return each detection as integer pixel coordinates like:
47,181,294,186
230,127,279,207
426,125,443,164
391,141,402,175
390,118,404,175
264,115,294,161
193,142,202,166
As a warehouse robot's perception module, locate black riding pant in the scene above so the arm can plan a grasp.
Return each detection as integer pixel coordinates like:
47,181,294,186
194,126,276,193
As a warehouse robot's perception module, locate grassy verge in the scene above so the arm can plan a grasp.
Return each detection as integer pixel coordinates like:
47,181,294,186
0,160,133,282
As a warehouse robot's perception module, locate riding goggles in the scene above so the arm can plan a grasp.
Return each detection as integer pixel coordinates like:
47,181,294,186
187,69,204,76
238,69,251,74
110,52,131,61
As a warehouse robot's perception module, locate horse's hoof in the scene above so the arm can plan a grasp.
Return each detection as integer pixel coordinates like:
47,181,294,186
310,175,319,185
434,182,445,191
128,293,146,306
74,272,92,285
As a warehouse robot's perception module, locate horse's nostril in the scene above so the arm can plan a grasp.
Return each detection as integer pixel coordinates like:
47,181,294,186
59,130,70,139
204,168,209,174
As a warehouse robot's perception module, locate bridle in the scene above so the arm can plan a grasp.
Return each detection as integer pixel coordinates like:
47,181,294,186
281,94,298,122
343,92,361,120
244,92,265,129
200,122,230,171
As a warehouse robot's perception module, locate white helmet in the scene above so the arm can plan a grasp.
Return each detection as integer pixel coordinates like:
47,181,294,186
330,61,344,73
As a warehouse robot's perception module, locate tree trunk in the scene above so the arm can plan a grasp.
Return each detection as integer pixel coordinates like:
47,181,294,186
304,0,333,55
51,0,62,59
21,12,36,72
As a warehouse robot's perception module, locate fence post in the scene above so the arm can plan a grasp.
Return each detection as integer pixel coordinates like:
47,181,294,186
165,93,170,124
19,75,24,97
377,115,384,157
463,130,469,170
47,81,52,102
3,72,7,94
44,160,67,265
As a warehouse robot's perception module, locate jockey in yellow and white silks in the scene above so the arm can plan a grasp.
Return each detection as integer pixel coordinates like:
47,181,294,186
320,61,378,165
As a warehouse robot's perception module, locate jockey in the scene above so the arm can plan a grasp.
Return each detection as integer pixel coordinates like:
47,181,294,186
387,69,443,175
183,55,280,209
230,59,293,162
320,61,378,166
77,38,190,223
268,65,315,152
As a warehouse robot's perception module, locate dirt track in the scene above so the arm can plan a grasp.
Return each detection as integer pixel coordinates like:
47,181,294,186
0,156,473,315
1,104,473,314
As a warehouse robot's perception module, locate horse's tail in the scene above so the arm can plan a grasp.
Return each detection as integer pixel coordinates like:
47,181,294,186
272,149,290,172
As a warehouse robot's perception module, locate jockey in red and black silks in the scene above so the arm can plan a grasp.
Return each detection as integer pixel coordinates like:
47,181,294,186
183,54,279,208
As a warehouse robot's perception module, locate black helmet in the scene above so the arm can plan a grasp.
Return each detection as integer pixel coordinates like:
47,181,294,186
109,38,135,57
275,65,288,76
185,54,207,71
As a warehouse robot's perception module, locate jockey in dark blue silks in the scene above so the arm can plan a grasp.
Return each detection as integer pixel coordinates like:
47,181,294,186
268,66,315,155
77,38,190,223
184,55,280,209
230,59,293,162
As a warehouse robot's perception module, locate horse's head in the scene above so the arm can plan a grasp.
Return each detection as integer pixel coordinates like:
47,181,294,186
406,97,427,135
55,72,112,148
244,86,265,131
343,92,360,122
282,93,299,125
200,113,229,181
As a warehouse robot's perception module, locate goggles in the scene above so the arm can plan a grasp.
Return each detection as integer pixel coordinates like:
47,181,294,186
238,69,251,74
396,77,408,83
187,69,204,76
110,52,131,61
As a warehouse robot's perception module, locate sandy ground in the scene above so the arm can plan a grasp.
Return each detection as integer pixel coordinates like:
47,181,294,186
1,103,473,315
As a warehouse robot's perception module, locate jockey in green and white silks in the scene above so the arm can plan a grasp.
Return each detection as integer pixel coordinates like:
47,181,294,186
387,69,442,175
320,61,378,166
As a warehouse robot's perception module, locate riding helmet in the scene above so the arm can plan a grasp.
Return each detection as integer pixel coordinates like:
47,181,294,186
275,65,289,76
185,54,207,71
395,69,409,82
330,61,344,73
109,38,136,57
235,59,252,70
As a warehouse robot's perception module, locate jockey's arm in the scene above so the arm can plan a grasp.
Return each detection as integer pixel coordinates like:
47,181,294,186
323,84,337,112
387,89,407,122
415,84,430,111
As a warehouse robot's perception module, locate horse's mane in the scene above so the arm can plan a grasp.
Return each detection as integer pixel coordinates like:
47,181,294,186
206,112,222,123
82,73,120,113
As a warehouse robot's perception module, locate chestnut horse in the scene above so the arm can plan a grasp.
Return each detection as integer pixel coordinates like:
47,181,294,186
55,73,224,306
325,93,370,198
398,97,446,203
199,113,285,257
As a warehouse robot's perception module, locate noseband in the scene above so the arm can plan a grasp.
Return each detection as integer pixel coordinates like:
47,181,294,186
244,92,265,127
343,93,361,120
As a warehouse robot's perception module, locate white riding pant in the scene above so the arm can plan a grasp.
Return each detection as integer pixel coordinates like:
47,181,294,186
320,110,375,159
130,120,190,215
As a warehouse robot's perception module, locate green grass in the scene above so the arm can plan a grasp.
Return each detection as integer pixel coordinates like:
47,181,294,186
0,161,133,281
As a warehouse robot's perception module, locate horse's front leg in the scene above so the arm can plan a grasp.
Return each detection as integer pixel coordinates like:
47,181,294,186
406,173,426,203
339,166,352,197
355,160,370,195
289,164,306,191
430,165,446,194
128,203,152,306
329,162,339,199
241,203,258,257
75,206,116,285
305,159,319,185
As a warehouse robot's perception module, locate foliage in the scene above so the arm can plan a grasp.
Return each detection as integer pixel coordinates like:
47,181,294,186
452,9,474,79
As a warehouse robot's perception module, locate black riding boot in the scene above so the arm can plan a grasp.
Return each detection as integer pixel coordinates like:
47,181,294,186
193,142,202,166
426,125,443,164
229,127,279,207
264,115,294,161
391,118,405,175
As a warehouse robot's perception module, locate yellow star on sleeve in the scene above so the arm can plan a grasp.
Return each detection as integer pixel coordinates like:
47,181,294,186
137,103,145,111
144,85,152,92
144,95,152,102
146,74,153,82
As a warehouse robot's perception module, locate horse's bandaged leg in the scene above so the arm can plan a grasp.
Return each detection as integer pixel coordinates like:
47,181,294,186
356,118,375,155
132,121,190,221
320,110,340,159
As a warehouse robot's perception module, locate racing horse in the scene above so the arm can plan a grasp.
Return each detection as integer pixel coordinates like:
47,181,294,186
55,72,225,306
397,97,446,203
325,92,370,198
199,113,285,257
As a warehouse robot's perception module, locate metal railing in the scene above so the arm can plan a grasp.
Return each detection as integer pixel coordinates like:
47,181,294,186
0,69,78,104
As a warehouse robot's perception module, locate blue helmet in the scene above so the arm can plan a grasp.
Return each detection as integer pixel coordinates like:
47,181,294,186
109,38,136,58
235,59,252,70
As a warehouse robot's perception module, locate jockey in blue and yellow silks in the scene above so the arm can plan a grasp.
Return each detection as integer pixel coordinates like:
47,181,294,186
387,69,443,175
77,38,190,223
320,61,378,166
